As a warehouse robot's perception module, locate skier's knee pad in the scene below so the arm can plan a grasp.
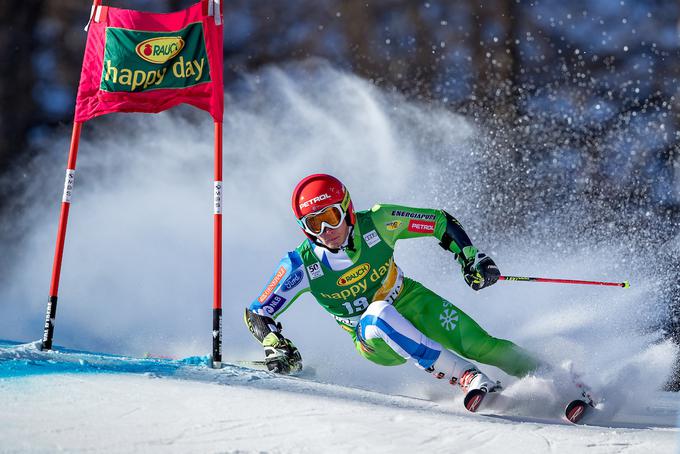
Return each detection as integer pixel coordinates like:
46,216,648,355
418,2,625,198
359,300,418,345
358,301,394,341
358,300,445,370
361,300,392,320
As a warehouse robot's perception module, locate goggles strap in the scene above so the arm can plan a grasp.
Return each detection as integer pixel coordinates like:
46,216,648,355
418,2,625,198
343,225,355,252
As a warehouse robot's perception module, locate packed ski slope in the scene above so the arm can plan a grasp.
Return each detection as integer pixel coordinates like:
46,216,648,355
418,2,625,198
0,341,677,453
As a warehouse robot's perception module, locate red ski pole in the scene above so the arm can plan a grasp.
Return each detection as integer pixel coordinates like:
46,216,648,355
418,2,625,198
499,275,630,288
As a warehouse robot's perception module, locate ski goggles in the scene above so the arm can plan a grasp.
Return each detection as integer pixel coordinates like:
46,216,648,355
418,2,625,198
298,203,347,235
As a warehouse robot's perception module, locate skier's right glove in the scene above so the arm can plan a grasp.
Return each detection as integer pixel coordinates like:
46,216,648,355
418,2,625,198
458,246,500,291
262,332,302,375
244,309,303,375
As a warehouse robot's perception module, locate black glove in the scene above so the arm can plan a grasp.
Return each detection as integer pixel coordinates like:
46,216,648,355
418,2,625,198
262,332,303,374
458,246,500,291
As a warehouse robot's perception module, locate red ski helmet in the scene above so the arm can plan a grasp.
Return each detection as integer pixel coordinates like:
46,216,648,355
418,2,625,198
292,174,355,238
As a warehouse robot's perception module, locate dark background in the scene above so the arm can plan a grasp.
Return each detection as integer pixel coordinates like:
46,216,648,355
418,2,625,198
2,0,680,386
3,1,679,220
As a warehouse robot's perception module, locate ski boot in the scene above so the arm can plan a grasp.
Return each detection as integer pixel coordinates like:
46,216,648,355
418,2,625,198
458,368,502,412
562,361,596,424
426,350,501,413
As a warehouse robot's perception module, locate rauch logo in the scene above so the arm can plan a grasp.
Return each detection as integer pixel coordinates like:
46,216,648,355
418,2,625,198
337,263,370,287
135,37,185,64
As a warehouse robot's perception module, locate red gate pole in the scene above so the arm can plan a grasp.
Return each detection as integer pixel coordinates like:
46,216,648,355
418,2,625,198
212,121,223,368
41,121,84,351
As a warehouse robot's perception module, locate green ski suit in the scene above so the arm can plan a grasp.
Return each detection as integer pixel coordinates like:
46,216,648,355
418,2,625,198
248,204,539,377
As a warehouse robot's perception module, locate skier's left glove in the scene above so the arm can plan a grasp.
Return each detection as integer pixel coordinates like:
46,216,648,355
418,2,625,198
262,332,303,375
458,246,500,291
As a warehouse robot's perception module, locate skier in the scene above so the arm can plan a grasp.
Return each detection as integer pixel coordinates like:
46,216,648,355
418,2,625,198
244,173,542,412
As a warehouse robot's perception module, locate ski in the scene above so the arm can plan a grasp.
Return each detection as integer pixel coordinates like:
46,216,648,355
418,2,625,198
234,359,267,367
463,381,502,413
463,389,487,412
234,359,309,375
562,362,597,424
564,399,590,424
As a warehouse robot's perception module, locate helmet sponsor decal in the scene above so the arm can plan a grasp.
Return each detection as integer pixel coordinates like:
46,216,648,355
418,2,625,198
282,269,304,290
363,230,381,248
341,189,351,211
407,219,435,234
307,263,324,280
262,294,287,315
337,263,371,287
258,266,287,303
299,194,331,210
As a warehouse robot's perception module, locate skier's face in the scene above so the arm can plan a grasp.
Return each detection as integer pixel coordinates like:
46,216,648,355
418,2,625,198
316,220,350,249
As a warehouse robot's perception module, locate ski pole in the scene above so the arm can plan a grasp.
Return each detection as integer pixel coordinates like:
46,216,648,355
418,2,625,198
499,275,630,288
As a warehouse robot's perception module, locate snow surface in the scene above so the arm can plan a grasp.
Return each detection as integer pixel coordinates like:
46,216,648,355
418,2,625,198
0,341,678,453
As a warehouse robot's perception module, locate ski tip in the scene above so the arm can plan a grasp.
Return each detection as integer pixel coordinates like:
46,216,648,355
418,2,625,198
565,399,588,424
622,280,630,288
464,389,486,413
